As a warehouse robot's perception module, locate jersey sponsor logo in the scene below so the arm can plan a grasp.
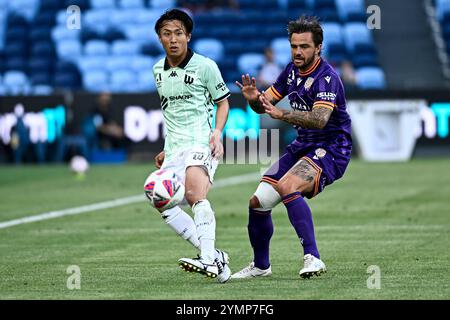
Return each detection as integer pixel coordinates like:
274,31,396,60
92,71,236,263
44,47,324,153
304,77,314,91
169,70,178,78
325,76,331,83
288,92,311,111
316,92,336,101
184,74,194,85
168,94,193,101
215,82,226,91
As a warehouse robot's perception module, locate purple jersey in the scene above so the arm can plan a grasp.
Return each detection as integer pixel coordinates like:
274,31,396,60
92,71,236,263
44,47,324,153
268,58,352,152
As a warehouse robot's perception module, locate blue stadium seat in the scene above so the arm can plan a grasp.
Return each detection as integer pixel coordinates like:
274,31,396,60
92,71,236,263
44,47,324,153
31,41,55,58
83,70,109,92
355,67,386,89
124,25,159,46
5,58,27,72
84,40,109,56
51,25,81,42
138,70,157,92
83,9,112,34
343,22,374,54
34,12,56,27
136,9,162,25
110,69,137,93
40,0,61,11
56,10,67,26
106,56,131,72
150,0,176,9
56,40,82,62
111,40,141,56
436,0,450,21
111,10,139,26
30,27,52,42
64,0,90,10
78,56,107,73
30,72,52,85
336,0,365,22
3,70,31,95
6,27,28,43
193,39,225,63
32,84,54,95
90,0,116,9
237,53,265,75
54,73,80,89
119,0,145,8
4,42,27,57
9,0,39,21
271,37,292,66
28,58,53,74
131,56,155,72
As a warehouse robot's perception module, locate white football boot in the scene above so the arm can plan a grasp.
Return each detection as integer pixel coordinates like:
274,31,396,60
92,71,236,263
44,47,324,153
178,256,219,279
299,254,327,279
230,262,272,279
215,249,231,283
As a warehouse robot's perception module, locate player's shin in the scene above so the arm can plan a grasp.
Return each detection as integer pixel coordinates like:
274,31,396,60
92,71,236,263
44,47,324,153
192,199,216,264
282,192,320,259
248,208,273,270
161,206,200,249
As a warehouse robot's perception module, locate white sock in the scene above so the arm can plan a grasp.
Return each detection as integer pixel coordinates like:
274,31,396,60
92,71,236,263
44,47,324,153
161,206,200,249
193,199,216,264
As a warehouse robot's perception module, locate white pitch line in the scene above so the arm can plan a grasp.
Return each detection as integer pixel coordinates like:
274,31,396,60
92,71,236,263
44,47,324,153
0,172,260,230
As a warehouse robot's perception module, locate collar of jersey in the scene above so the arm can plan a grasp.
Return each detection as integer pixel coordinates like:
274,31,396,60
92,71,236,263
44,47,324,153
298,57,321,77
164,48,194,70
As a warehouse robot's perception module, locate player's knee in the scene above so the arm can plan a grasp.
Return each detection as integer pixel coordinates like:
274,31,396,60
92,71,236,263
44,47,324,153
185,189,201,207
249,196,261,208
276,178,297,197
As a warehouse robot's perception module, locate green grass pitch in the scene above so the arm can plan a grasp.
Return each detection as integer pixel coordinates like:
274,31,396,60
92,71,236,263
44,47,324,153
0,159,449,299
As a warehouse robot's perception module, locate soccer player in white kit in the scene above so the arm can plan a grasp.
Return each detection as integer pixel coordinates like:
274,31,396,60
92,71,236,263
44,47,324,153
145,9,231,282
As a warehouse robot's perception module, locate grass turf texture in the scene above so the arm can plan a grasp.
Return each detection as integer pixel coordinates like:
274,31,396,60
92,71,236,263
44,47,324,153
0,159,449,299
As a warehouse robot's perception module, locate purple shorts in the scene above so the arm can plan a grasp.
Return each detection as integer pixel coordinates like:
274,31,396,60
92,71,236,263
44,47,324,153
261,143,351,198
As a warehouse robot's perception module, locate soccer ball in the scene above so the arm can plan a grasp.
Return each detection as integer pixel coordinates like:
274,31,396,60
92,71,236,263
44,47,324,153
144,169,185,211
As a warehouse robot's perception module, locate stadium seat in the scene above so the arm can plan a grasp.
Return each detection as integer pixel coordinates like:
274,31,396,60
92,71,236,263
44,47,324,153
30,72,52,85
83,70,109,92
193,39,225,63
119,0,145,9
124,25,159,46
28,58,53,74
56,40,82,62
150,0,176,9
64,0,90,10
90,0,116,9
336,0,365,22
343,22,374,54
32,84,54,95
84,40,109,56
131,56,155,72
31,41,55,58
51,25,81,42
136,9,161,25
30,27,52,42
3,70,31,95
237,53,265,75
271,37,292,66
78,56,107,72
110,69,137,93
355,67,386,89
111,10,139,26
138,70,157,92
83,9,112,34
5,58,27,72
436,0,450,21
111,40,141,56
106,56,132,72
40,0,61,11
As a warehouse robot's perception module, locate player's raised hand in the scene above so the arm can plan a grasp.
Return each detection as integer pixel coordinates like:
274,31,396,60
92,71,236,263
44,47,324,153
235,74,261,102
155,151,165,169
260,92,283,120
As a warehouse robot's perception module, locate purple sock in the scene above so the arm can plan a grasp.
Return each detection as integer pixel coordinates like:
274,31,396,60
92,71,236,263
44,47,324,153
282,192,320,259
247,208,273,270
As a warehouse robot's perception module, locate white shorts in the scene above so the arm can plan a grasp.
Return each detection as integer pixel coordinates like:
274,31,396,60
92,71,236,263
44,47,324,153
161,146,218,184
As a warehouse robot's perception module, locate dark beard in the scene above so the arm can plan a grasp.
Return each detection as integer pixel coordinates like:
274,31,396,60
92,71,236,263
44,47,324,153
298,56,316,72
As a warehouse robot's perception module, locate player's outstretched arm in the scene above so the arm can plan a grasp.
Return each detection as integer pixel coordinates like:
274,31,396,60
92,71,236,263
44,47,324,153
260,94,333,130
235,74,279,114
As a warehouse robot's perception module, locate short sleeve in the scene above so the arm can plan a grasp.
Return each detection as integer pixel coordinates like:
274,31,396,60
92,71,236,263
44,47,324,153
203,59,230,103
312,73,340,110
267,64,290,101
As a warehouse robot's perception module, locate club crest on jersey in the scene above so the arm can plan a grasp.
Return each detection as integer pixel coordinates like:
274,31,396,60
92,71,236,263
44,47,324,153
304,77,314,91
314,148,327,159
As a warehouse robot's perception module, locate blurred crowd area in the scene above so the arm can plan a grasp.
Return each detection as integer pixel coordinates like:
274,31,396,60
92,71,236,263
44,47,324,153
0,0,396,96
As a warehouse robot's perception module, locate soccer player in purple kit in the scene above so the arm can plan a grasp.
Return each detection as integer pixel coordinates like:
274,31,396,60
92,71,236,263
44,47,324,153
232,16,352,279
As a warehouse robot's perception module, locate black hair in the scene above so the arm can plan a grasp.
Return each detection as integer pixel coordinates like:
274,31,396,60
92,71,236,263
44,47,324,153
154,9,194,35
287,15,323,47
